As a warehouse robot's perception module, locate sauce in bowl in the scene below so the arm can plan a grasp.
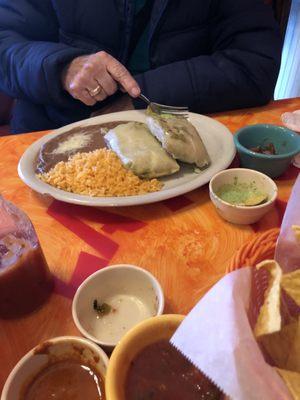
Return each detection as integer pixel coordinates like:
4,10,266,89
125,339,221,400
22,359,105,400
216,179,267,206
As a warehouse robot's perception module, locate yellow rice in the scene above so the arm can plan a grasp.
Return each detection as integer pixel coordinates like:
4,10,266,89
38,149,162,197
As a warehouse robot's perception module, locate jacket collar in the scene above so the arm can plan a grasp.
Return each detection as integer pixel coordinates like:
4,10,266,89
116,0,169,61
117,0,169,26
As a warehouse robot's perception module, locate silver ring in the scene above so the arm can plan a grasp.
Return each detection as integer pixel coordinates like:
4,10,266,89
89,85,102,97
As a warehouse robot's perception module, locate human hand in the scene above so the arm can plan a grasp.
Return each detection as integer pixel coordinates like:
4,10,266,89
62,51,141,106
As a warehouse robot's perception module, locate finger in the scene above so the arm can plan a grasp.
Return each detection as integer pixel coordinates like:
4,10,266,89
86,84,102,97
70,88,96,106
105,55,140,97
87,80,107,102
92,86,107,102
68,62,98,93
70,84,97,106
69,75,98,106
80,90,98,106
95,74,118,96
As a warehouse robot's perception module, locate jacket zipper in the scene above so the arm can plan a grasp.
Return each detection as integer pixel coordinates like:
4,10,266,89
148,0,169,68
119,0,135,63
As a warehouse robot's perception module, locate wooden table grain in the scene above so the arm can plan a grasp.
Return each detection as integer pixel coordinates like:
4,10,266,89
0,97,299,390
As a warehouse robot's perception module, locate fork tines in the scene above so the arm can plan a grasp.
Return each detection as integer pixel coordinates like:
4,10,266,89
155,103,188,111
152,102,189,118
160,108,189,117
161,111,189,118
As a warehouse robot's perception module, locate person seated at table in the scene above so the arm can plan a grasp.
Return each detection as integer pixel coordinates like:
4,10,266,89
0,0,282,134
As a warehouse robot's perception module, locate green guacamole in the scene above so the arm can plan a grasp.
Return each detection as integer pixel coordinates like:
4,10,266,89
216,179,267,206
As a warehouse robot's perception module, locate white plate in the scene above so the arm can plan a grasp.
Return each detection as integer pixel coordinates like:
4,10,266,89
18,110,236,207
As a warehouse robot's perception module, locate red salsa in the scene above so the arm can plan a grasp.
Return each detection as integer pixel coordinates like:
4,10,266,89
249,143,276,155
125,339,221,400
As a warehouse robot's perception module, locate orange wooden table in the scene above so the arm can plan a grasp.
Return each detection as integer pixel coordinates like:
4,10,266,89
0,97,299,390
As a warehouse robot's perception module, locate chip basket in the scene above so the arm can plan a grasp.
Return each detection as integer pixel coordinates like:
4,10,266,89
226,228,280,272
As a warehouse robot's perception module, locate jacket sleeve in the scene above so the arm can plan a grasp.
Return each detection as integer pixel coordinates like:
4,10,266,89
135,0,282,113
0,0,90,107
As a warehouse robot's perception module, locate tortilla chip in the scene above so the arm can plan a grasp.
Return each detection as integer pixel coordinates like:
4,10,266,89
276,368,300,400
281,269,300,307
286,318,300,373
254,260,282,338
260,320,300,371
292,225,300,243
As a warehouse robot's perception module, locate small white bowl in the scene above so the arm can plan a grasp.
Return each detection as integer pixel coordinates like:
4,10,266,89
72,264,164,348
1,336,108,400
209,168,277,225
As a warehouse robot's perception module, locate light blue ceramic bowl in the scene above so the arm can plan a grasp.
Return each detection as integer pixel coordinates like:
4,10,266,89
234,124,300,178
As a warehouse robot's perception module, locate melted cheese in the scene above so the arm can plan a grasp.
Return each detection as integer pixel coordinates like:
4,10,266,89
52,133,92,154
105,122,179,178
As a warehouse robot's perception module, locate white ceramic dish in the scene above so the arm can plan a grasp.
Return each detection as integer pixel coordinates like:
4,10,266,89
18,110,235,207
72,264,164,348
209,168,278,225
1,336,108,400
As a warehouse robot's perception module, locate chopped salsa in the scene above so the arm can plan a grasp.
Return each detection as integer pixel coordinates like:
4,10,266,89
249,142,276,155
125,339,221,400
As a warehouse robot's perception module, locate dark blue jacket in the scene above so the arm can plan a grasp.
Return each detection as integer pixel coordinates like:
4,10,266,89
0,0,281,133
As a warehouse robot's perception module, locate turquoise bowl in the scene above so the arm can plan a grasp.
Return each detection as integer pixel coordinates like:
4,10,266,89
234,124,300,178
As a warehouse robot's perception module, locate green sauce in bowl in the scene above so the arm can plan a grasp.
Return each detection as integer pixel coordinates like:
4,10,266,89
216,179,268,206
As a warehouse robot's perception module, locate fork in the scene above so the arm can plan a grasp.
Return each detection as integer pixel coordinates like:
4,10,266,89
138,93,189,118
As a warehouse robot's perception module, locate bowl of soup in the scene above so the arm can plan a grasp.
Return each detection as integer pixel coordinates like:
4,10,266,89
1,336,108,400
106,314,222,400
